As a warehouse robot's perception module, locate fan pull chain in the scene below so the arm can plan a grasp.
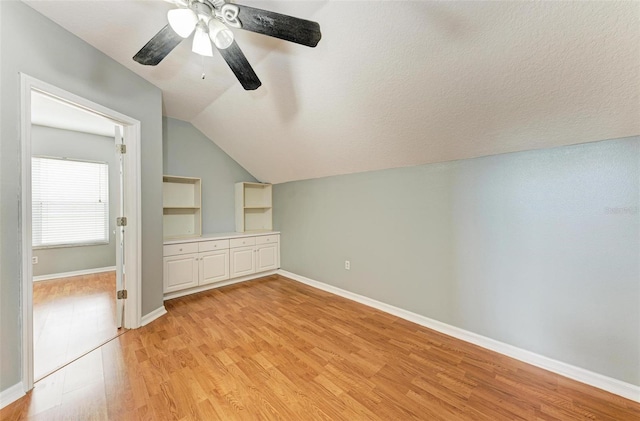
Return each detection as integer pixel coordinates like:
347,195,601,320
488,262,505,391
201,55,206,80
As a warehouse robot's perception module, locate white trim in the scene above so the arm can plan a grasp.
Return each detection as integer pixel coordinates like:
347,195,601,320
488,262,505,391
163,270,278,301
123,122,142,330
20,74,143,394
278,270,640,403
20,73,34,393
0,382,25,410
32,266,116,282
140,306,168,327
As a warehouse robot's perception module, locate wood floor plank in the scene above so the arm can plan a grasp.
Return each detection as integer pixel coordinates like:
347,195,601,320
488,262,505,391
3,274,639,420
32,271,125,381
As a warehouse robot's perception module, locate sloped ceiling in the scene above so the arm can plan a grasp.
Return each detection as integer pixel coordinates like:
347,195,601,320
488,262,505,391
25,1,640,184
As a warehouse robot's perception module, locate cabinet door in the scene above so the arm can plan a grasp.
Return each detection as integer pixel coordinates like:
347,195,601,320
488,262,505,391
230,246,255,278
256,244,278,272
200,249,230,285
163,253,198,293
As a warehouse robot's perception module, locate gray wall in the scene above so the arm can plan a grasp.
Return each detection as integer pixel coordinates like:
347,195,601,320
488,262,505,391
163,117,257,233
274,137,640,386
31,125,117,277
1,0,164,392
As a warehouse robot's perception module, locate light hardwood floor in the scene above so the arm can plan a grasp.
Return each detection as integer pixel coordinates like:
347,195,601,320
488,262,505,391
33,271,125,380
3,274,639,420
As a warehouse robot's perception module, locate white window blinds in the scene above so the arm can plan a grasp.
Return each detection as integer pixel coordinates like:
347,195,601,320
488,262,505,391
32,156,109,248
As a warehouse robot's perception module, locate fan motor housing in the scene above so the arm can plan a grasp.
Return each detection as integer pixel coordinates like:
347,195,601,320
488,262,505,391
192,1,213,18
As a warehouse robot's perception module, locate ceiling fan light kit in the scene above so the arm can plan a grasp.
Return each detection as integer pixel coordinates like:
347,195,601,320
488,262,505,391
192,23,214,56
208,18,234,50
133,0,322,90
167,8,198,38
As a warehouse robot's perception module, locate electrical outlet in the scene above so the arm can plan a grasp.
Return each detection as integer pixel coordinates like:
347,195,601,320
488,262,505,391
345,260,350,270
32,256,38,264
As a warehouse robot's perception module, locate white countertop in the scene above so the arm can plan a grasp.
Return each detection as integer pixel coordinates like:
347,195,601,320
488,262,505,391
163,231,280,245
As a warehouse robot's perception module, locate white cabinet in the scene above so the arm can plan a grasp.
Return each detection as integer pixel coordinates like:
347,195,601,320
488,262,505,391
163,175,202,239
256,244,278,272
163,240,230,293
230,246,256,278
163,233,279,297
199,239,230,285
163,253,199,293
229,236,256,278
255,235,279,272
229,234,279,277
235,182,272,232
200,250,229,285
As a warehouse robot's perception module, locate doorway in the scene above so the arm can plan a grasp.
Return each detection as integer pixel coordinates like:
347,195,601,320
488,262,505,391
30,91,126,380
20,74,142,392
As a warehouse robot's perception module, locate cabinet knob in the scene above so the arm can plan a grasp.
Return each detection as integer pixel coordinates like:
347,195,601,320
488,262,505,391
179,248,183,251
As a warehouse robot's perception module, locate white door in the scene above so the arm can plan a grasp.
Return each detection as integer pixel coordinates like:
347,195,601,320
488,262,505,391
200,250,230,285
115,126,125,328
230,246,255,278
255,244,278,272
163,254,199,293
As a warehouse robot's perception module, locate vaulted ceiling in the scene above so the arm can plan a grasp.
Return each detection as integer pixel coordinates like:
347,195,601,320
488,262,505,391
24,1,640,184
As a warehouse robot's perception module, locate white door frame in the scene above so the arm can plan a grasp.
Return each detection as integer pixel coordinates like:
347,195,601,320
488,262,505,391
20,73,142,392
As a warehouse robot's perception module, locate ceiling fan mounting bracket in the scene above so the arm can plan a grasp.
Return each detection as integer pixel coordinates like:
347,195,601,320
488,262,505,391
182,0,241,28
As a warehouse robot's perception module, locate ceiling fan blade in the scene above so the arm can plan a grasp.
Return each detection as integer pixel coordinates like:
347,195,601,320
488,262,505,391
133,25,183,66
217,41,261,90
234,4,321,47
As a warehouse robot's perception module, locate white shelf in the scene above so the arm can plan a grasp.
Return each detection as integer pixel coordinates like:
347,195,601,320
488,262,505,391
235,182,272,232
163,175,202,239
163,175,201,208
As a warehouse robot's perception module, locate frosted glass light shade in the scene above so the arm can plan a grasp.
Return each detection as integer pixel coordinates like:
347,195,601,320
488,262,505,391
192,26,213,56
208,19,234,49
167,8,197,38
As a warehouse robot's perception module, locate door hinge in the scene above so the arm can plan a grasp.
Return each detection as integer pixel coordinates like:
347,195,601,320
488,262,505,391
116,144,127,154
116,217,127,227
117,289,128,299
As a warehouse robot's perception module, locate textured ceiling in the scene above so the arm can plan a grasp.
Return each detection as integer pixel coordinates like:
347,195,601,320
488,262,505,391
25,1,640,184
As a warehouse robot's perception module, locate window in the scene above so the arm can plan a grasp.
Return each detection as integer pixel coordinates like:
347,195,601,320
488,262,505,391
32,156,109,248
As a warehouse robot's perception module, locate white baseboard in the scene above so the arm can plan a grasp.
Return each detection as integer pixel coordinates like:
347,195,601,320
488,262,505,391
278,270,640,403
33,266,116,282
0,382,25,410
140,305,167,327
163,270,278,301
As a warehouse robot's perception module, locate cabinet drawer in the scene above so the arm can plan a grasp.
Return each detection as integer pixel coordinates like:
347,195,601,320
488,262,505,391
163,242,198,256
255,234,279,245
198,239,230,252
230,237,256,248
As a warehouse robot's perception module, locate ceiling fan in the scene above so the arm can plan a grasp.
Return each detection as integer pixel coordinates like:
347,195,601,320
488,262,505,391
133,0,322,90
